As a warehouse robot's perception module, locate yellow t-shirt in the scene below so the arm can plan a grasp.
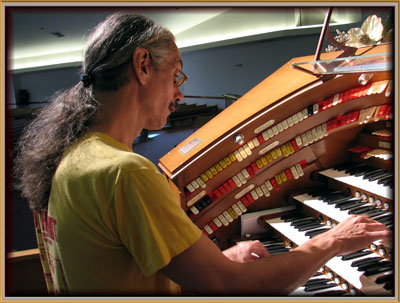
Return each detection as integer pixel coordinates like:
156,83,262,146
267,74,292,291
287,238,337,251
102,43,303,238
43,132,202,295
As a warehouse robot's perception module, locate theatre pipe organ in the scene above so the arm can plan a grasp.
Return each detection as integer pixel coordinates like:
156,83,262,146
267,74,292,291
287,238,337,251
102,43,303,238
158,43,394,296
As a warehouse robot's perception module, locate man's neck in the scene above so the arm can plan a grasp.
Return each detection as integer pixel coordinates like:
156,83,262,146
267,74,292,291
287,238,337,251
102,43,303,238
89,85,143,148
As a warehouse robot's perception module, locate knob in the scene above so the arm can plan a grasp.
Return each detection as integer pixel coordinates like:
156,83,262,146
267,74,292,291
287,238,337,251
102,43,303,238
233,134,244,145
358,73,373,85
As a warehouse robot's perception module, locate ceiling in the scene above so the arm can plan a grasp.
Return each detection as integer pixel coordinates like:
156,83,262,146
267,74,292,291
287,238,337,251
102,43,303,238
6,5,368,72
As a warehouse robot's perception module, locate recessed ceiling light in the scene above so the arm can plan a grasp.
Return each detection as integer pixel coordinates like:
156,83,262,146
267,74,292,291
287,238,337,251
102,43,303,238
51,32,65,38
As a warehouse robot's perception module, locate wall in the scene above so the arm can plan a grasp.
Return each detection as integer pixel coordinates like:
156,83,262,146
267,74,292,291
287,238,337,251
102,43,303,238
180,33,319,107
10,32,320,108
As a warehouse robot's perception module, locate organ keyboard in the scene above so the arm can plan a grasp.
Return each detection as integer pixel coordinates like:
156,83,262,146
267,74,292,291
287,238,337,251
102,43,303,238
158,43,394,296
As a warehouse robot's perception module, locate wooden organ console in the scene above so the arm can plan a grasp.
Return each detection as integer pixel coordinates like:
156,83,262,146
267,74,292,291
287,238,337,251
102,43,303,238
158,43,394,296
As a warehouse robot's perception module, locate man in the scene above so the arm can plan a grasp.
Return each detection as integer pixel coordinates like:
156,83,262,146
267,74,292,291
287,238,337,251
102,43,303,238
14,12,391,295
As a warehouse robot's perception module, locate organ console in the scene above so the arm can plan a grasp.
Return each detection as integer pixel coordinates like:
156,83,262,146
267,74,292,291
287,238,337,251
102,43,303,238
158,42,394,296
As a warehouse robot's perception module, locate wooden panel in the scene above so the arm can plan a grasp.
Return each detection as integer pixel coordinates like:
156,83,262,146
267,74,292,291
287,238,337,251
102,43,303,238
6,249,48,295
159,44,391,178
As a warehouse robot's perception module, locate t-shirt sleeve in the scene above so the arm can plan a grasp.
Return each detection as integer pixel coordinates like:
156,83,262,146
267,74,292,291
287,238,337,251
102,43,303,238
110,166,202,277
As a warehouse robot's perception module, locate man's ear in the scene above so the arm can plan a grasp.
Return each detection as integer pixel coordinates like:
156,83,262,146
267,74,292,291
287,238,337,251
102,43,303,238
133,48,152,85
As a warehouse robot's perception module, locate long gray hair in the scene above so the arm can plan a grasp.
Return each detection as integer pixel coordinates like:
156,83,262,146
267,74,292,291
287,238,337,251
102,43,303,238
13,12,175,210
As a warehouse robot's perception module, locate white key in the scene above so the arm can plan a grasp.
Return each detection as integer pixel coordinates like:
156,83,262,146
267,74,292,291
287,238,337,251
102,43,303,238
297,111,304,122
292,193,350,222
218,214,229,226
223,211,233,222
204,224,213,234
237,172,247,185
272,125,279,136
295,135,302,147
213,217,222,227
243,144,252,156
291,166,299,179
295,163,304,177
319,168,392,200
236,201,247,213
262,131,269,141
265,180,273,191
191,180,200,189
277,122,284,133
232,175,242,187
233,150,243,162
241,168,250,179
302,108,308,119
256,187,264,197
306,130,313,144
238,147,247,159
301,133,309,146
190,206,199,215
196,177,206,188
264,217,309,246
232,203,242,216
252,137,260,147
316,125,324,139
186,183,195,192
260,184,270,197
267,128,274,138
247,140,255,150
292,113,298,124
250,190,259,200
287,116,294,127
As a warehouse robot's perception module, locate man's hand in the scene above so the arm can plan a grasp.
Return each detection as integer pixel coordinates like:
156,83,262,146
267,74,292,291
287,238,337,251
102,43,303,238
222,240,270,263
318,214,392,256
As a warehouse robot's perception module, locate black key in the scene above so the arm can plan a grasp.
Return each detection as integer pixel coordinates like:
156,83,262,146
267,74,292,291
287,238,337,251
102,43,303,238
304,278,332,287
353,165,377,177
314,290,348,296
358,260,391,272
345,164,369,175
375,273,393,284
291,219,319,227
334,198,361,208
381,179,393,188
365,208,385,217
321,191,347,200
369,212,392,220
339,201,365,211
376,174,393,183
362,168,384,179
269,249,290,255
370,171,393,182
349,205,377,215
333,162,354,171
281,213,309,222
342,249,372,261
266,246,290,252
305,282,337,292
374,216,393,226
351,256,383,267
289,217,318,226
384,281,393,290
306,228,330,238
297,223,325,232
325,195,353,205
364,264,393,276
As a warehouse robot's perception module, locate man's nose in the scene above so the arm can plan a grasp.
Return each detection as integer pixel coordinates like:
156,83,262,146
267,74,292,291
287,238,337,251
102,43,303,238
175,87,184,103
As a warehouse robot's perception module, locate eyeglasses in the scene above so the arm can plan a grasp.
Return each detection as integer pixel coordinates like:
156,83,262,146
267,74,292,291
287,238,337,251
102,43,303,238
148,51,188,87
174,70,188,87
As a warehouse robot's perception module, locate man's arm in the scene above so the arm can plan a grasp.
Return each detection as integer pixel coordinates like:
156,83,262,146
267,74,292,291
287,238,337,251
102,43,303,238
161,215,391,295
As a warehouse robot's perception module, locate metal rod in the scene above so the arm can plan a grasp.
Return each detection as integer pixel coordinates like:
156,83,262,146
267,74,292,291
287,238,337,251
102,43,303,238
314,7,333,62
